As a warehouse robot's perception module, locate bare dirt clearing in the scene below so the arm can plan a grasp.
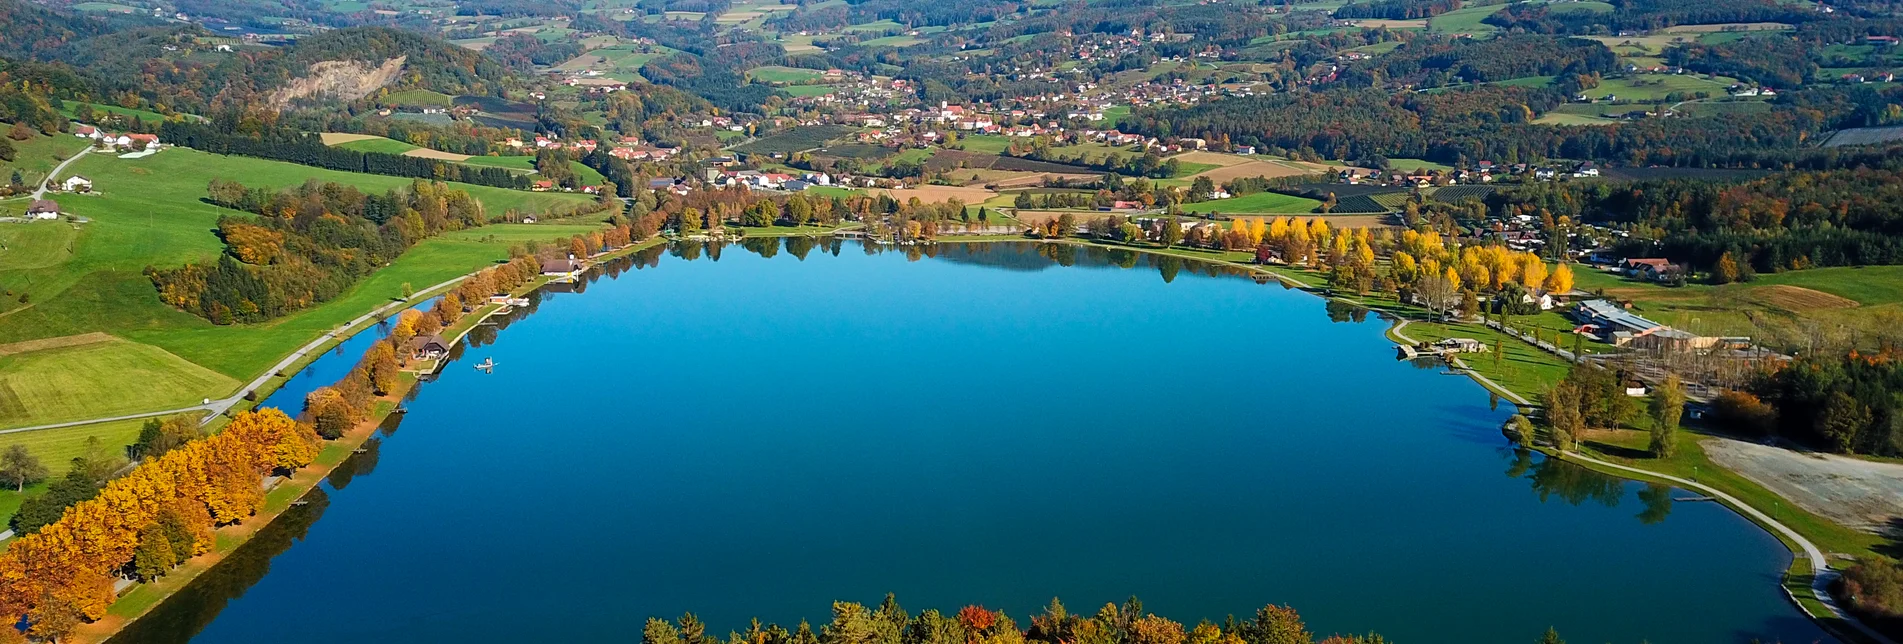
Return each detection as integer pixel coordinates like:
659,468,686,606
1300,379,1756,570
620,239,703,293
318,133,383,145
1187,160,1312,184
1704,437,1903,537
402,148,473,161
872,185,997,204
1750,285,1859,311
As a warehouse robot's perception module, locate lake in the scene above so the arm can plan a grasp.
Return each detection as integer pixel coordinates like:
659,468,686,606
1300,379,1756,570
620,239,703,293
114,240,1830,644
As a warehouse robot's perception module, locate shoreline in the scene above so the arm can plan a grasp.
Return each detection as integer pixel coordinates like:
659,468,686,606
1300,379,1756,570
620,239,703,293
70,235,673,643
61,232,1891,644
952,234,1893,644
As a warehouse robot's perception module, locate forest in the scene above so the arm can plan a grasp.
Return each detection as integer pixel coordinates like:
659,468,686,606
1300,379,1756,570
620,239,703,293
1744,352,1903,455
1343,35,1619,87
1334,0,1460,20
147,179,487,324
1491,168,1903,272
1483,0,1817,34
161,120,530,189
1120,83,1893,168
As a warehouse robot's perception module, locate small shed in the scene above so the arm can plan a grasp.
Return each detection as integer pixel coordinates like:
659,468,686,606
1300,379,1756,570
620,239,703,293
409,334,450,361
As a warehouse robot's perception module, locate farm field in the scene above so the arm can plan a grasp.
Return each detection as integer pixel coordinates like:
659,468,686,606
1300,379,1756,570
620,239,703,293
1384,158,1455,172
381,89,454,107
1577,73,1740,101
324,133,422,155
0,334,237,428
1573,264,1903,346
1180,191,1321,214
459,156,608,185
1534,112,1618,125
1427,2,1509,36
0,148,593,382
733,125,858,155
747,65,826,83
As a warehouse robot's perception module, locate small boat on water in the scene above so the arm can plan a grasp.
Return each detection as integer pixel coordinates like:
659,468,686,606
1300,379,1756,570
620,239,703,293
474,357,496,373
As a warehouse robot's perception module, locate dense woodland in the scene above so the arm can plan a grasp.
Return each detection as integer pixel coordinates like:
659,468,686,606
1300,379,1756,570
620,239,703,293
1344,35,1618,87
148,179,487,324
1483,0,1817,34
1491,168,1903,272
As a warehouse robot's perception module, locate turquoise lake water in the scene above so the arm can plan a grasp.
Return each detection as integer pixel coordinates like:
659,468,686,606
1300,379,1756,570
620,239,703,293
115,240,1831,644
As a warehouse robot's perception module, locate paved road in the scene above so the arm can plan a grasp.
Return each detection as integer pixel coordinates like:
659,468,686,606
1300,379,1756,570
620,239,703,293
196,274,469,423
0,275,468,436
31,147,89,199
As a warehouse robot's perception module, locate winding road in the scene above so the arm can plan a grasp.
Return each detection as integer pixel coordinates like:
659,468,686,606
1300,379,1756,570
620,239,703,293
31,147,89,200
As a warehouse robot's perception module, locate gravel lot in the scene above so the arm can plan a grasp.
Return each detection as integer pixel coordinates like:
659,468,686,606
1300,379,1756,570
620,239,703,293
1704,436,1903,536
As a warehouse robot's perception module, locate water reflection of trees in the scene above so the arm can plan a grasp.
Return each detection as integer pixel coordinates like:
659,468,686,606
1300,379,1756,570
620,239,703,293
1505,449,1672,524
325,437,382,491
105,490,332,644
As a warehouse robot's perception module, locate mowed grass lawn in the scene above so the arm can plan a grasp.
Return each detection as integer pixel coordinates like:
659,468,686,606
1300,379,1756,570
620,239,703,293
334,136,423,155
1181,191,1321,214
0,148,595,391
0,221,78,271
747,65,825,82
0,336,237,427
459,156,608,185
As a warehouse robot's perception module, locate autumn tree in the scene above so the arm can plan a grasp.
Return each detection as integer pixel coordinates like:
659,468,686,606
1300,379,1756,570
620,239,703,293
1543,262,1574,294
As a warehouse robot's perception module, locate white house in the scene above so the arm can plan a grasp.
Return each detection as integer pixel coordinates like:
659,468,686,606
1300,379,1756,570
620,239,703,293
26,199,60,220
61,175,93,192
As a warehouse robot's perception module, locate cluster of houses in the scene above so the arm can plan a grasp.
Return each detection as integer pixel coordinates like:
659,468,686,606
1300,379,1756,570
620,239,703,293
706,169,835,192
505,135,678,163
72,125,160,153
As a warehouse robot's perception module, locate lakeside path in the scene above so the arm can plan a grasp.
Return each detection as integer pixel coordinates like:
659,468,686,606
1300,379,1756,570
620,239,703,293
1562,450,1899,644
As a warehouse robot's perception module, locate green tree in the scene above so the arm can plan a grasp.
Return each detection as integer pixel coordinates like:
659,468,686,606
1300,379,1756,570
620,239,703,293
1190,175,1216,201
1647,374,1686,457
1536,627,1565,644
0,444,46,491
645,618,684,644
131,522,177,581
1159,217,1183,247
1818,391,1871,453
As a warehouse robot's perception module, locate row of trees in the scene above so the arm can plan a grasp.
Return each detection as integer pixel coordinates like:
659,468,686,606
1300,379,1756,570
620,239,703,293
151,180,487,324
0,409,319,640
159,121,530,190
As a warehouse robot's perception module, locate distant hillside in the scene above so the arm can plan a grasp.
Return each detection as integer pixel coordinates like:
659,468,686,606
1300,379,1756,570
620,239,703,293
287,27,512,98
0,0,140,59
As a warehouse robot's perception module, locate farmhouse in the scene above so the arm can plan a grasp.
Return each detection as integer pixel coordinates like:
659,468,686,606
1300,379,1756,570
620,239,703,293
25,200,60,219
1620,258,1680,281
60,175,93,192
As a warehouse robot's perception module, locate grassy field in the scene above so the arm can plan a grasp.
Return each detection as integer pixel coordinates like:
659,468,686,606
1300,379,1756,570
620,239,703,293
0,222,76,272
1181,191,1321,214
0,417,148,476
460,156,608,185
783,85,841,97
1534,112,1619,125
747,65,826,82
1427,2,1509,36
1384,157,1456,172
1579,73,1739,101
1572,264,1903,349
0,148,594,384
0,131,90,191
334,136,424,155
381,89,454,107
0,336,237,428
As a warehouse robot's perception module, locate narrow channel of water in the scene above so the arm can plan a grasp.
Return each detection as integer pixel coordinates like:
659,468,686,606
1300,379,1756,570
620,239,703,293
115,240,1829,644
